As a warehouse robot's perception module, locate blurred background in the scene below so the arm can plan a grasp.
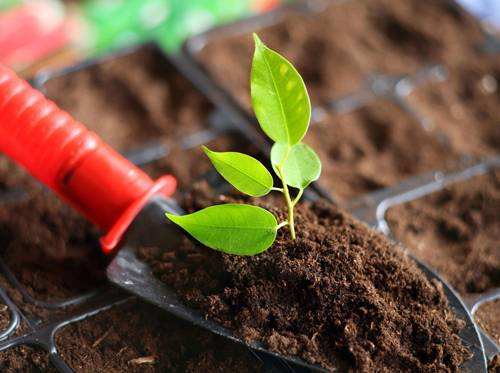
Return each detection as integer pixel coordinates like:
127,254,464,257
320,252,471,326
2,0,499,77
0,0,284,75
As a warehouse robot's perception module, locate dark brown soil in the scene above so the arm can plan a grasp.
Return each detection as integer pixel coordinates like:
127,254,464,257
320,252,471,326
196,0,485,111
44,47,207,153
305,101,457,201
0,186,108,302
55,299,261,372
489,354,500,373
475,299,500,346
0,156,29,192
0,302,9,331
407,57,500,155
0,345,57,372
387,170,500,295
139,186,471,371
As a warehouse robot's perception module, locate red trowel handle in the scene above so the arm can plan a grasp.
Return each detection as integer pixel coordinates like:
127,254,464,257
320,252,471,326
0,64,177,254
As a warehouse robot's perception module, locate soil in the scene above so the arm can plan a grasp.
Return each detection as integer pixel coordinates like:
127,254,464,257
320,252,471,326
143,130,262,191
0,302,9,331
139,185,471,371
0,156,29,192
196,0,485,112
0,345,57,372
475,299,500,346
489,354,500,373
407,57,500,156
0,186,108,302
55,299,261,372
306,101,457,201
44,46,209,153
386,170,500,295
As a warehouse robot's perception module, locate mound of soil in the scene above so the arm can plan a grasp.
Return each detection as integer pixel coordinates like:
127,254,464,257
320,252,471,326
407,58,500,155
0,186,108,302
139,186,471,371
0,345,57,372
387,170,500,295
475,299,500,346
197,0,484,111
55,299,261,373
306,101,457,201
43,46,260,189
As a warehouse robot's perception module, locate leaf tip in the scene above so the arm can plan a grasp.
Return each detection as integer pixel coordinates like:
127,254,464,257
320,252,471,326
253,33,263,48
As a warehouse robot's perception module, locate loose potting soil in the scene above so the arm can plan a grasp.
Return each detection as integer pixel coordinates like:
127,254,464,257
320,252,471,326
305,101,457,201
55,299,261,373
407,58,500,155
387,169,500,295
0,345,57,372
0,157,29,192
139,184,471,371
475,299,500,346
44,48,207,153
0,186,108,302
0,302,9,331
197,0,485,111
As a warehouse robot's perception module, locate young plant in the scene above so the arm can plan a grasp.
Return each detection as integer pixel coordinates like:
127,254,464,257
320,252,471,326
166,34,321,255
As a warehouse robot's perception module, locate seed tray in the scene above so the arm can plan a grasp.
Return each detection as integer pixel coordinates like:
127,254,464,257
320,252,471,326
180,0,500,204
345,157,500,363
183,0,489,113
0,187,108,310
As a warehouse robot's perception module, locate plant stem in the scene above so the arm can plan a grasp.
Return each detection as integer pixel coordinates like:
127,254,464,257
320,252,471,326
292,188,304,206
277,221,288,229
271,187,284,192
277,166,296,240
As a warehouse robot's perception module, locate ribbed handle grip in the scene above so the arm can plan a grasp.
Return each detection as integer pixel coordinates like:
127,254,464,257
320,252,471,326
0,65,177,253
0,65,96,189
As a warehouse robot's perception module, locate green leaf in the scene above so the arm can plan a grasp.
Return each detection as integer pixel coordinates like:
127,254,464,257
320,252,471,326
203,146,273,197
166,204,277,255
271,142,321,189
251,34,311,146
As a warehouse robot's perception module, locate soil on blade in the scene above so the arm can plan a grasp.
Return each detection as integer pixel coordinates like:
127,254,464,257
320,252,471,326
139,185,471,371
0,186,108,302
55,299,261,373
387,170,500,295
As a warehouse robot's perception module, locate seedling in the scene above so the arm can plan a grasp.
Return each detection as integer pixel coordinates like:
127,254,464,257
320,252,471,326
166,34,321,255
